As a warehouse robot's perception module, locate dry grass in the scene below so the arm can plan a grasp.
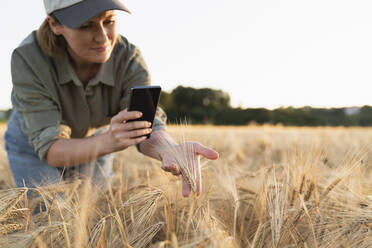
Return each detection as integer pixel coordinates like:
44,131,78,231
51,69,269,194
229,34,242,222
0,124,13,189
0,124,372,247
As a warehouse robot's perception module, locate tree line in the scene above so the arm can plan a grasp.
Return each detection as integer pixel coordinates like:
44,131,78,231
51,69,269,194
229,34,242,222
159,86,372,126
1,86,372,126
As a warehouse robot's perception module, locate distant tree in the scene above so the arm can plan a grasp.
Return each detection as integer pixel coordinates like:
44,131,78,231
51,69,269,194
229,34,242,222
171,86,231,109
359,106,372,126
168,86,231,124
215,108,270,125
157,85,372,126
269,107,319,126
159,91,173,109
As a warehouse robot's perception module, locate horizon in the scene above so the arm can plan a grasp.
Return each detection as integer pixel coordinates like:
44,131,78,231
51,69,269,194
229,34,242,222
0,91,371,112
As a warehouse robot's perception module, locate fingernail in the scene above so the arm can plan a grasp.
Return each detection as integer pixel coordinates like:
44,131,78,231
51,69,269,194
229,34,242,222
147,122,152,127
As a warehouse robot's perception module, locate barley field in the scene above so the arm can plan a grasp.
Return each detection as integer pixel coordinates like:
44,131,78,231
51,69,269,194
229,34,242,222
0,124,372,247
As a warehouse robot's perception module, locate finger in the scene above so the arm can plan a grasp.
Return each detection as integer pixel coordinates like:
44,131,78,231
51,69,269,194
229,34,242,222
161,167,181,176
182,176,191,197
170,164,180,174
171,170,181,176
161,159,174,172
124,120,152,131
116,128,152,139
111,109,142,123
193,143,219,160
195,155,202,196
161,164,172,172
112,122,151,136
161,162,181,175
120,135,147,147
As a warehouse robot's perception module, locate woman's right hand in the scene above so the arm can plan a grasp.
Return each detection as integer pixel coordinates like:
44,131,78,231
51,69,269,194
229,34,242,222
46,109,151,167
107,108,152,152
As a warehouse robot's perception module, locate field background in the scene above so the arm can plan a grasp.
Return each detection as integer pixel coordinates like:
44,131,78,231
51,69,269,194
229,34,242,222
0,124,12,189
1,124,372,247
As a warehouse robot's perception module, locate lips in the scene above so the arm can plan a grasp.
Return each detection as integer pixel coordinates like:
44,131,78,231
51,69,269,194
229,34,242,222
92,45,110,53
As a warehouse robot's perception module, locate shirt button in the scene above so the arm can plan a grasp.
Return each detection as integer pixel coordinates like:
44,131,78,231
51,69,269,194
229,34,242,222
85,88,93,96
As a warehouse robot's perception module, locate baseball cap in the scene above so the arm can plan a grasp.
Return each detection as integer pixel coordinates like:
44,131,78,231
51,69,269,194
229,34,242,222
44,0,131,29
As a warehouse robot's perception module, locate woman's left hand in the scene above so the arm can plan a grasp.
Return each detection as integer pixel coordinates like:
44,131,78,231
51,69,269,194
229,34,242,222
160,142,219,197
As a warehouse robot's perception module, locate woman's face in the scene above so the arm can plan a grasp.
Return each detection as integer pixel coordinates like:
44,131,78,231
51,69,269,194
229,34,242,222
50,10,118,66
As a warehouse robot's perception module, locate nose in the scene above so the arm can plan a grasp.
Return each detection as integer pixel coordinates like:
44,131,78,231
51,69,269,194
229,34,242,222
94,24,109,43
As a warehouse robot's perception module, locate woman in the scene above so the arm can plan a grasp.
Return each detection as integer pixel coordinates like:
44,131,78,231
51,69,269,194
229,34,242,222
5,0,218,197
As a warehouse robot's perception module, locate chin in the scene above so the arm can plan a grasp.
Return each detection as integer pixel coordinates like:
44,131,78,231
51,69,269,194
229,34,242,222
90,53,112,64
95,57,111,63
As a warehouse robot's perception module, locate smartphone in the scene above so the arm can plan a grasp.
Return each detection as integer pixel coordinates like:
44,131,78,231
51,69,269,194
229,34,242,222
128,85,162,138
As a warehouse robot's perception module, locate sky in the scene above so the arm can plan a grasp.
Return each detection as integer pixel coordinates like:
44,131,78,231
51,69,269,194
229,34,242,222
1,0,372,110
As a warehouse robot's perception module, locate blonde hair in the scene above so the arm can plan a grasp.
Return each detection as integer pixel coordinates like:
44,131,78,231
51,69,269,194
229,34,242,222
36,15,123,57
37,16,66,57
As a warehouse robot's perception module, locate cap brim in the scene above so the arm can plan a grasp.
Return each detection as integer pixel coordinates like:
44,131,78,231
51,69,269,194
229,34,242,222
53,0,130,29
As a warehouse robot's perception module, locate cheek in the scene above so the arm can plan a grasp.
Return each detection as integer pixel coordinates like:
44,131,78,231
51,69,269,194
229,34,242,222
107,26,118,42
64,34,89,50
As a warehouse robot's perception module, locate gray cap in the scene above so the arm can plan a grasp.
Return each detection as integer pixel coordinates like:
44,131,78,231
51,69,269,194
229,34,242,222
44,0,130,29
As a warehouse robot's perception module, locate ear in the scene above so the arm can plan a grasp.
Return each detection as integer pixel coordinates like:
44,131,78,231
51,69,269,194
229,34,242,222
46,15,63,35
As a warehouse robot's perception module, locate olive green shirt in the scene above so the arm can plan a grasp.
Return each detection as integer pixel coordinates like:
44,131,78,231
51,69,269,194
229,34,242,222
11,31,166,161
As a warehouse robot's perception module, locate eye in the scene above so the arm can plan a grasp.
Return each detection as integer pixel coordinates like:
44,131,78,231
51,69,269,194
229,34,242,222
104,19,115,25
79,23,92,29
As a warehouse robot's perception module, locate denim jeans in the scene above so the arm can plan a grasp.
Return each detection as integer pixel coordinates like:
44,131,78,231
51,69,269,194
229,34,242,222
4,110,113,190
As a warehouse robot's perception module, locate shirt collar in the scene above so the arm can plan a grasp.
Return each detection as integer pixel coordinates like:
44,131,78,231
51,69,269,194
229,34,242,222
94,54,115,87
54,50,115,87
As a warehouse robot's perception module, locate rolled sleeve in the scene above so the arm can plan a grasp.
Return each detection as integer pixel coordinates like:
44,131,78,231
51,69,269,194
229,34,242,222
152,107,167,131
11,50,69,160
34,125,71,160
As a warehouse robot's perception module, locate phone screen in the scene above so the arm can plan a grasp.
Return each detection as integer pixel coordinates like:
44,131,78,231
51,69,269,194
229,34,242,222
128,86,161,138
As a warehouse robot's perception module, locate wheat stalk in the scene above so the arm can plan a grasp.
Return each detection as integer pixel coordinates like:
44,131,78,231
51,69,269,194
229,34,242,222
159,141,198,193
0,223,24,236
0,188,27,218
128,222,164,248
266,170,288,247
